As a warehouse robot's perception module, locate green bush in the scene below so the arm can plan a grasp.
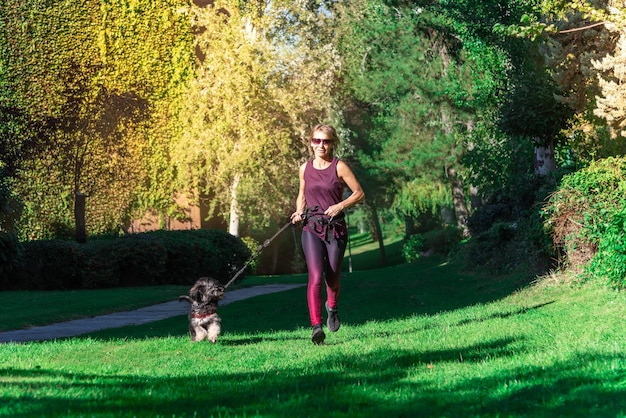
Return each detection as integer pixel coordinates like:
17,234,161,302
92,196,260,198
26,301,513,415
403,227,461,263
402,234,424,263
467,203,513,235
421,227,462,254
459,216,551,276
0,231,21,288
81,242,121,289
586,206,626,290
7,229,252,291
110,234,168,287
14,239,84,290
543,156,626,275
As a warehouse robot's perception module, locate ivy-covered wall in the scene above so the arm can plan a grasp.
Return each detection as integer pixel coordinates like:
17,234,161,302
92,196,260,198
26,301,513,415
0,0,194,240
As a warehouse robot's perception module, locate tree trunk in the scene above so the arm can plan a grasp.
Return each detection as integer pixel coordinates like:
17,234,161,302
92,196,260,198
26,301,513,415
74,191,87,244
534,138,557,176
228,173,241,237
368,204,386,267
446,167,470,238
404,215,415,239
437,45,471,237
469,184,482,212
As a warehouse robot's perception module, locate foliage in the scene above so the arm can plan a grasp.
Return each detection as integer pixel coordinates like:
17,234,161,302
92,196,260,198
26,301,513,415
463,121,537,202
238,235,260,273
0,231,21,287
334,0,522,235
0,0,194,240
173,0,332,235
593,33,626,138
0,167,19,232
587,206,626,289
403,226,462,263
460,213,552,276
498,67,572,148
505,1,626,157
6,229,251,291
543,156,626,273
402,234,424,263
467,203,515,236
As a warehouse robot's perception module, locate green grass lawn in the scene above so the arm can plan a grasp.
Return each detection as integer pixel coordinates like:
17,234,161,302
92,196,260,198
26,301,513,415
1,253,625,417
0,232,401,332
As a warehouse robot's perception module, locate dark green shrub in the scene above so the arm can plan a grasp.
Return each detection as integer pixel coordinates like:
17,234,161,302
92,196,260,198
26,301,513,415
110,234,168,287
461,222,519,274
460,217,551,276
7,229,252,290
467,203,513,235
149,229,252,285
81,242,120,289
15,240,84,290
0,231,21,288
402,234,424,263
403,227,461,262
543,156,626,273
421,227,462,254
586,206,626,290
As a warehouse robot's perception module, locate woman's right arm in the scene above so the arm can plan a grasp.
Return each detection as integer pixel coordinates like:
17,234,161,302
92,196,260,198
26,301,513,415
291,163,307,224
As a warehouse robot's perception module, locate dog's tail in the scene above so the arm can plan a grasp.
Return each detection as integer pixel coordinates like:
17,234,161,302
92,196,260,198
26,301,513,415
178,295,192,303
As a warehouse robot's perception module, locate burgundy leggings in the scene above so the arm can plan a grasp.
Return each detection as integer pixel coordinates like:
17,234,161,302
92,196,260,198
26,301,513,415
301,229,347,327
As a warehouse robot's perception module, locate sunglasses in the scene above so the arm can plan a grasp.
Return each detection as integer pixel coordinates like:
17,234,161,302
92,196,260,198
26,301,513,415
311,138,332,146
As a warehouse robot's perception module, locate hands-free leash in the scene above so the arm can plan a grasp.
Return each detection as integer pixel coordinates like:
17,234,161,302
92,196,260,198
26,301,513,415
223,220,292,289
222,206,321,290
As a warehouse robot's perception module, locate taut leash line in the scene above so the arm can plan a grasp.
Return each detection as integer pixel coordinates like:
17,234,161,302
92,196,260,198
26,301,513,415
223,220,292,290
223,206,323,290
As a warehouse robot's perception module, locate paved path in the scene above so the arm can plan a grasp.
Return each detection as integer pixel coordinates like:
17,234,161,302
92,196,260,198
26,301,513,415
0,284,305,343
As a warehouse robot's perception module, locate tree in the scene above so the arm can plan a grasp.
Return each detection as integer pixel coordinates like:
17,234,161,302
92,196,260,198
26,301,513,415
173,1,303,237
498,62,572,175
334,0,513,237
173,0,347,237
505,0,626,160
593,28,626,138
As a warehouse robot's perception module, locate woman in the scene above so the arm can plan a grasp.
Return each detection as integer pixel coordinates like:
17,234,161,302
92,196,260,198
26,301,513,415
291,124,365,344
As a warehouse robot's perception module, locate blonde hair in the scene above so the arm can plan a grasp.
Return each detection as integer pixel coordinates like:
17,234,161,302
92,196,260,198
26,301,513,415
309,124,340,150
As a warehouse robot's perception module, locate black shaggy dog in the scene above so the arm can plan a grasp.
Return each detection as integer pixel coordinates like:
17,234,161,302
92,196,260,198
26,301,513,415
179,277,225,343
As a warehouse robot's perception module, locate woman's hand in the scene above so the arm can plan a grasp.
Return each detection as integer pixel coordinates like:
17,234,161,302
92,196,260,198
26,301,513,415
291,211,304,224
324,203,345,220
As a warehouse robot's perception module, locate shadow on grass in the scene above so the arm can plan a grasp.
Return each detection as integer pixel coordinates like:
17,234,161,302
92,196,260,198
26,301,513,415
343,238,406,271
2,341,624,417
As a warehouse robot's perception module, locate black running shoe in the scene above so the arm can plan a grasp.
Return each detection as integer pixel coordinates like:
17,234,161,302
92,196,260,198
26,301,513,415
311,324,325,345
325,301,340,332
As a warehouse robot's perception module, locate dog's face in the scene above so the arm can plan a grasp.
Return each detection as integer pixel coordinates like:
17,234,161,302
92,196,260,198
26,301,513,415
189,277,225,304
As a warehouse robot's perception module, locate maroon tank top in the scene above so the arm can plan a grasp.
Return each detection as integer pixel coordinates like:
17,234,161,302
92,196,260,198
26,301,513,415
303,157,347,240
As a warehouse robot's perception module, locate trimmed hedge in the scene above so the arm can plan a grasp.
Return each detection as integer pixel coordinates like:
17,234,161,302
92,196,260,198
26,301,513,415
0,231,21,288
3,229,251,290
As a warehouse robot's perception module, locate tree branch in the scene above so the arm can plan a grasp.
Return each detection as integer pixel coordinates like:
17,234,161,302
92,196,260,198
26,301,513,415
558,21,605,34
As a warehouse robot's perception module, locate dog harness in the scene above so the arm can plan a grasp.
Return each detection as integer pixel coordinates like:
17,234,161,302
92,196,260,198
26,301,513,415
193,310,217,319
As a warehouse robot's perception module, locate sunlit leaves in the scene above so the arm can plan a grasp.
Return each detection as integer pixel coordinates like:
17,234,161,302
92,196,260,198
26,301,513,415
0,0,194,239
173,1,304,232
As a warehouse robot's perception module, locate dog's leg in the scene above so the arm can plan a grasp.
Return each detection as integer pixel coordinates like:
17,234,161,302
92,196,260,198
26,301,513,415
206,318,221,343
189,322,199,341
193,324,208,342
